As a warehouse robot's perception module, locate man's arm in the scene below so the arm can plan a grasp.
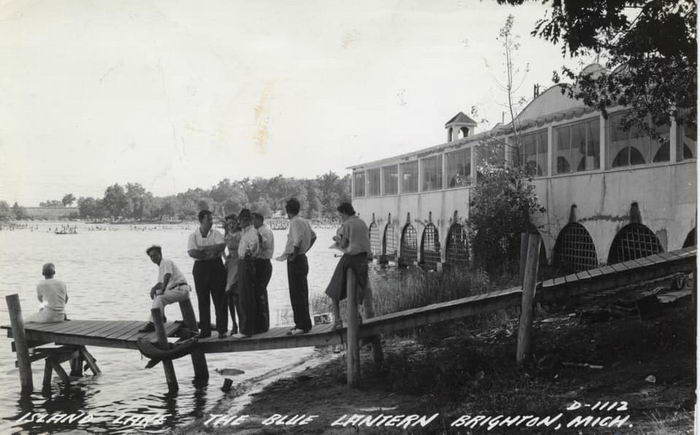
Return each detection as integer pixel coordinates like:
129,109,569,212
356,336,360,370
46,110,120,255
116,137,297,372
159,273,172,295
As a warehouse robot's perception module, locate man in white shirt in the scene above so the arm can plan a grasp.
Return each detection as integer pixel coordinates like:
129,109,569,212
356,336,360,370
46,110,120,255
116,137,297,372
139,246,191,332
253,212,273,333
279,198,316,335
26,263,68,323
232,209,260,338
187,210,227,339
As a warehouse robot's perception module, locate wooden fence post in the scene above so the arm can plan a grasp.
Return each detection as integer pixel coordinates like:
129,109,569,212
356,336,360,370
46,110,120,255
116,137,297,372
178,299,209,382
152,308,178,392
518,232,529,285
6,294,33,393
346,269,360,387
517,233,541,365
362,282,383,366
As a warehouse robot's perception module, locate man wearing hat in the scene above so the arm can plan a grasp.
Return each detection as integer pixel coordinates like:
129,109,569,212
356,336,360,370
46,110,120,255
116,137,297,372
139,245,191,332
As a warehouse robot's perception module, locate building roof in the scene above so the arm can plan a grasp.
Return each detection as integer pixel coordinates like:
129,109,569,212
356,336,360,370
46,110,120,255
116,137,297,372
445,111,477,126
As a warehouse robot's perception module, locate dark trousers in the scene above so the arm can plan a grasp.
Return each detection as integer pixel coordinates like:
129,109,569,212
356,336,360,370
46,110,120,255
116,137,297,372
227,283,238,334
254,258,272,333
287,254,312,332
192,258,227,335
237,259,258,336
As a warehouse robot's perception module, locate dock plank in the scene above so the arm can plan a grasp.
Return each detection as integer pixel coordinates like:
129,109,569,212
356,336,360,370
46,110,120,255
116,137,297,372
102,321,144,339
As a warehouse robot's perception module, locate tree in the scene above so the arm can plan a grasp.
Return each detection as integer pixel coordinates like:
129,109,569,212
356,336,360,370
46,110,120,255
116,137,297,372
39,200,63,208
11,202,28,220
125,182,153,219
61,193,76,207
102,184,129,218
499,0,696,131
469,152,544,275
0,200,11,220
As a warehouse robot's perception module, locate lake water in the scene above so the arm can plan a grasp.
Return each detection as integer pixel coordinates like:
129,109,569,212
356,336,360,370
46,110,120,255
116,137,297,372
0,221,341,433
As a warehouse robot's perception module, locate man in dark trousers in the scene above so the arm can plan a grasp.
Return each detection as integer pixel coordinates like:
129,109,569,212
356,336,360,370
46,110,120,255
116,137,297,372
252,212,273,333
187,210,227,339
278,198,316,335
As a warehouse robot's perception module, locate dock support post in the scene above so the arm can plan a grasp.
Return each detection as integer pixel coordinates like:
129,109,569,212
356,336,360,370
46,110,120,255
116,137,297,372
152,308,178,392
346,269,360,387
178,298,209,382
6,294,33,393
517,232,541,365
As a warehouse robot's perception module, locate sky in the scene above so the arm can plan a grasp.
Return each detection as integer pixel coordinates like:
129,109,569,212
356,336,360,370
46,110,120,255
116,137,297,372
0,0,594,206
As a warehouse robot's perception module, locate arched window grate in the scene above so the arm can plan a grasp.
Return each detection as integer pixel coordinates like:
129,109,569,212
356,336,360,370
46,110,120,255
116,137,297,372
445,223,469,266
420,223,441,269
608,223,663,264
369,222,382,257
553,223,598,273
383,222,397,259
683,228,696,248
400,223,418,265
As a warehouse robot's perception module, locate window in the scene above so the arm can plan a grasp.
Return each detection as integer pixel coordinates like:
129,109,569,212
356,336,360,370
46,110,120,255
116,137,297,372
400,161,418,193
445,148,471,187
353,171,365,197
553,118,600,174
678,122,696,161
420,155,443,191
607,112,670,168
518,129,548,176
382,165,398,195
367,168,380,196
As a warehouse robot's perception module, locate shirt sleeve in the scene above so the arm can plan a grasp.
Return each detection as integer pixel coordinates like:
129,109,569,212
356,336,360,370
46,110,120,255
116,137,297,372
187,233,197,251
161,259,174,278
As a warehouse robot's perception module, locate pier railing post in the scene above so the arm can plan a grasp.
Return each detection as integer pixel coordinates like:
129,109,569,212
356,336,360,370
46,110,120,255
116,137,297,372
152,308,178,392
346,269,360,387
6,294,33,393
516,232,541,365
178,298,209,382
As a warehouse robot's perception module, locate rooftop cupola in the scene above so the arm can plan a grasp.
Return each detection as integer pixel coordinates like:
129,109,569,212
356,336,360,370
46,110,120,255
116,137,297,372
445,111,477,142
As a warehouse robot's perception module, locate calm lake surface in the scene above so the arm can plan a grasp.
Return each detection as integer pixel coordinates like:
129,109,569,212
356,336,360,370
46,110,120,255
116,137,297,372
0,221,341,433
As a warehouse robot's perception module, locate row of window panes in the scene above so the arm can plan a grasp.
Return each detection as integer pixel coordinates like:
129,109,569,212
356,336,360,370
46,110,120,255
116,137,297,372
353,114,696,196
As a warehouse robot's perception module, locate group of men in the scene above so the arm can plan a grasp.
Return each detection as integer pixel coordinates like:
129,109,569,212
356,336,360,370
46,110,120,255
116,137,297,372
140,197,319,339
26,199,373,342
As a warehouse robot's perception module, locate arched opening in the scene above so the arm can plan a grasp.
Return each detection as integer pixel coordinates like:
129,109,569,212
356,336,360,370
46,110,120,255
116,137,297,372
683,228,696,248
369,221,382,258
420,223,441,270
607,223,664,264
612,146,645,167
460,127,470,138
383,222,398,260
445,223,469,267
399,223,418,266
553,223,598,274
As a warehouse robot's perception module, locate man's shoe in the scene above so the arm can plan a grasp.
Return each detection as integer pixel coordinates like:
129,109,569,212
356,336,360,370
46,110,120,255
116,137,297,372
139,322,156,333
287,328,308,336
198,331,212,338
217,331,227,339
230,333,250,339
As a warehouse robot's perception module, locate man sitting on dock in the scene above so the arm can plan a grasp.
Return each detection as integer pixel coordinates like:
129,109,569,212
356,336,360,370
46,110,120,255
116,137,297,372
26,263,69,323
139,245,191,332
325,202,372,330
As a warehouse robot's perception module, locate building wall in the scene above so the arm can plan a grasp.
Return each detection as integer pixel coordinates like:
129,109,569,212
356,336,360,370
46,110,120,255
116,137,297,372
354,161,696,266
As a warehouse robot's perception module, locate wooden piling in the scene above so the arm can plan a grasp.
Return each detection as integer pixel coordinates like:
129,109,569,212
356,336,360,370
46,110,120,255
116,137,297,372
152,308,178,392
517,232,541,365
178,298,209,382
6,294,33,393
362,282,383,366
518,232,529,285
346,269,360,387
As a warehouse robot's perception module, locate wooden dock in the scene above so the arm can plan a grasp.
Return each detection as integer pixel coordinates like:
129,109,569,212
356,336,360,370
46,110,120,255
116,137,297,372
3,245,695,394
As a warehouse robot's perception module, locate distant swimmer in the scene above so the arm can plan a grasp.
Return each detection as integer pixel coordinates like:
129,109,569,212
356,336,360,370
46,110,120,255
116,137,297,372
139,245,191,332
26,263,69,323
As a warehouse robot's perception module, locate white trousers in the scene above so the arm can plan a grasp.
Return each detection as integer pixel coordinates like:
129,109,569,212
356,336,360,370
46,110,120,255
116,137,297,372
26,307,66,323
150,285,190,322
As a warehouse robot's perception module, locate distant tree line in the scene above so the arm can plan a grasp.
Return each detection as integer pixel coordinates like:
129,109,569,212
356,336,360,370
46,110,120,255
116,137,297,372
0,201,28,220
72,172,350,221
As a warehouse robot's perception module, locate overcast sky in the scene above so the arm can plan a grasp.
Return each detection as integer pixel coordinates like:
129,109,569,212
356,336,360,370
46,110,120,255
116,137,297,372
0,0,593,206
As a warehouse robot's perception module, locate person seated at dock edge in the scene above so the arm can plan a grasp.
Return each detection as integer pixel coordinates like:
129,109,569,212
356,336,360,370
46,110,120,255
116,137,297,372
26,263,69,323
325,202,371,330
277,198,316,336
252,212,273,333
188,210,228,339
224,214,242,335
139,246,191,333
232,209,260,338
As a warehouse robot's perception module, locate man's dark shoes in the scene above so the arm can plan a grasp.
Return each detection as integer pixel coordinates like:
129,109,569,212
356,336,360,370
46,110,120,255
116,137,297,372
198,331,212,338
139,322,156,333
